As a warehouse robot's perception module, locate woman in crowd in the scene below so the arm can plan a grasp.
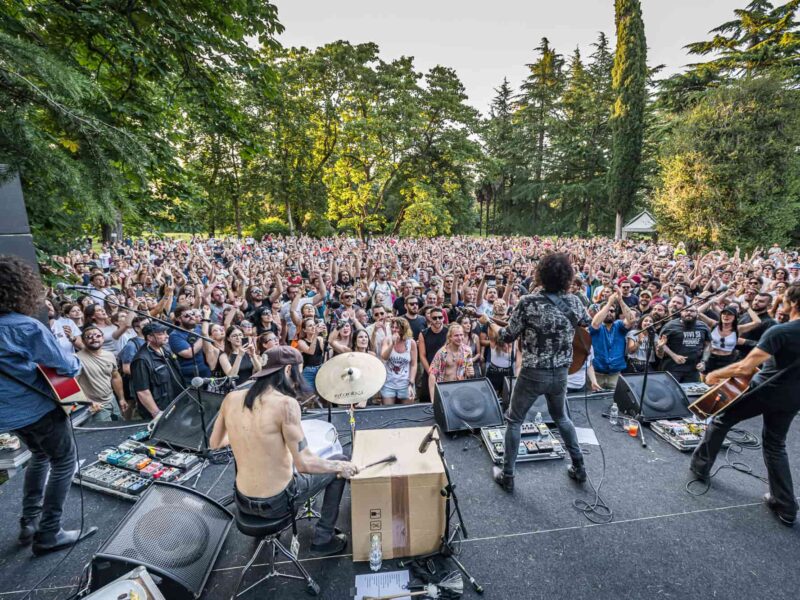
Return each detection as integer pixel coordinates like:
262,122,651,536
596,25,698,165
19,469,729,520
379,317,418,406
205,323,227,377
626,314,656,373
329,319,355,355
52,302,85,353
696,300,761,373
296,317,326,392
82,304,130,355
483,299,513,394
457,314,483,376
219,325,262,382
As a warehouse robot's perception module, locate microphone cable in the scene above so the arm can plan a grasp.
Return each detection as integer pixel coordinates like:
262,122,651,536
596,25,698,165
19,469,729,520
570,358,614,524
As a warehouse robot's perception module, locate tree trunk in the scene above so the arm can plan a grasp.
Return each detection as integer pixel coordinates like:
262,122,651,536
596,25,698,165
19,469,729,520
286,199,295,235
615,211,624,240
233,195,242,238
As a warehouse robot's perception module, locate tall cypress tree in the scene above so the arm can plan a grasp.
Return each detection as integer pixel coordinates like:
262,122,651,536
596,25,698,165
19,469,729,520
608,0,647,238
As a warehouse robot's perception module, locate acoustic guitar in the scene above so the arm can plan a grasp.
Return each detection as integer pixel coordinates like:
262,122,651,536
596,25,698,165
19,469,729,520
464,308,592,375
688,373,753,420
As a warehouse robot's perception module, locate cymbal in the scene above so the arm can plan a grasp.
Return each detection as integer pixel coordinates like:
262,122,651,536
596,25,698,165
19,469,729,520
314,352,386,405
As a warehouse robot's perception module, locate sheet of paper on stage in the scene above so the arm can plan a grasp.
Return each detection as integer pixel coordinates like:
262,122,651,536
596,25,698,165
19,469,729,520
575,427,599,445
354,570,410,600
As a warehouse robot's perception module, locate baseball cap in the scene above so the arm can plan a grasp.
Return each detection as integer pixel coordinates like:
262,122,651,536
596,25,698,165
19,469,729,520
142,323,168,336
252,346,303,378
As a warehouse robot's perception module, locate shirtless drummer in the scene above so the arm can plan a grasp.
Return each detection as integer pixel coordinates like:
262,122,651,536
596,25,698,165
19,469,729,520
210,346,359,555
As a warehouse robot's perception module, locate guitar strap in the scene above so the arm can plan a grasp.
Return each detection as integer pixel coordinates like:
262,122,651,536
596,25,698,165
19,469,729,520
543,292,580,328
0,365,60,404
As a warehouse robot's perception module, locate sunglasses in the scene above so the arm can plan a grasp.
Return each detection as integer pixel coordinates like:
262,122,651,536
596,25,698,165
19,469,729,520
430,316,444,321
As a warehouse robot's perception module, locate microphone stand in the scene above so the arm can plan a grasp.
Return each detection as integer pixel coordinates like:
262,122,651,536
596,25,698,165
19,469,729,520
400,428,484,594
631,288,729,447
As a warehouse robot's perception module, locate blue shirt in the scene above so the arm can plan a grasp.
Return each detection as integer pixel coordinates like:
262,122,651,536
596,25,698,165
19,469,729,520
0,312,82,431
168,326,211,381
589,319,629,374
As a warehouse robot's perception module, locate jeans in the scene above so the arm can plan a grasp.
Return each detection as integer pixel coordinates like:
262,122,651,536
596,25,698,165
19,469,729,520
691,388,800,518
235,453,348,546
302,365,321,394
504,367,582,476
11,408,77,540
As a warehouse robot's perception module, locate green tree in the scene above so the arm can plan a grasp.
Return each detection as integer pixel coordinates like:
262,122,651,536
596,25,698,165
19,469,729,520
652,77,800,249
608,0,648,238
518,38,565,229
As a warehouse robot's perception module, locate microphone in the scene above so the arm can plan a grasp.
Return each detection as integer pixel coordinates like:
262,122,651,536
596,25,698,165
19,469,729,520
418,425,438,454
56,282,94,292
190,375,237,389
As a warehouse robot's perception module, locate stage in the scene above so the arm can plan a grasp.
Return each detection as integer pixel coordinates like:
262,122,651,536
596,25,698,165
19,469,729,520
1,394,799,600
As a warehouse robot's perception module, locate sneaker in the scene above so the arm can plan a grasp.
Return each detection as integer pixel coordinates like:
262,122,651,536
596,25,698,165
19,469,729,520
310,533,348,556
763,494,796,528
492,466,514,493
567,462,587,483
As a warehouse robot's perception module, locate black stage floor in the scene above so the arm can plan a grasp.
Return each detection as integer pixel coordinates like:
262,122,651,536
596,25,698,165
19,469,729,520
1,394,800,600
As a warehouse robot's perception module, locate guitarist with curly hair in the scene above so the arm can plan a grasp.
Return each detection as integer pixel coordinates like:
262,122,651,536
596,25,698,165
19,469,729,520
0,255,97,555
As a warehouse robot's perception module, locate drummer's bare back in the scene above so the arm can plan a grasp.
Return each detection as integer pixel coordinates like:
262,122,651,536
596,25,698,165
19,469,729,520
214,388,298,498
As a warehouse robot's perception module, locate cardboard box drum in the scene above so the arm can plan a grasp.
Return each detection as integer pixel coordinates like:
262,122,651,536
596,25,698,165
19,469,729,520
351,427,446,562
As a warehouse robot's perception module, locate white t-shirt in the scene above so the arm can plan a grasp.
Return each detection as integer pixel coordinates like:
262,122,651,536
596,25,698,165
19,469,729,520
567,347,594,390
51,317,77,355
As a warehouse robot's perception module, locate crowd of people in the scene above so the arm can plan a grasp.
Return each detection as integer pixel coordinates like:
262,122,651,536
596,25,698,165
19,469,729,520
40,235,800,422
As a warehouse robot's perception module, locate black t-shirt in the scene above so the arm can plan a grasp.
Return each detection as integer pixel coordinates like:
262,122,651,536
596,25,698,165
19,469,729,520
421,326,448,364
753,320,800,394
393,296,407,316
406,315,427,341
737,312,777,356
660,319,711,371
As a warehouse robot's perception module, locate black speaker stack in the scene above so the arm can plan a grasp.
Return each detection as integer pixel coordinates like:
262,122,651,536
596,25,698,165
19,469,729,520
613,372,691,421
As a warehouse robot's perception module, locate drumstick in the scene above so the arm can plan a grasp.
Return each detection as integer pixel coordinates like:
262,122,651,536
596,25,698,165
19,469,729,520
360,454,397,471
337,454,396,479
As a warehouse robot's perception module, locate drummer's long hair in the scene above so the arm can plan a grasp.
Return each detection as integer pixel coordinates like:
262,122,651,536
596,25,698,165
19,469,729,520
243,364,308,410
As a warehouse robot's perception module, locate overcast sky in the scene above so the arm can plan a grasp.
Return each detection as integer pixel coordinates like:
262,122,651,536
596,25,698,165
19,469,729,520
273,0,744,115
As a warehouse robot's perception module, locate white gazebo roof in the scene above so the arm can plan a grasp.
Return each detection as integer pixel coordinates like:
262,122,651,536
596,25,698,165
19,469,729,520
622,210,656,235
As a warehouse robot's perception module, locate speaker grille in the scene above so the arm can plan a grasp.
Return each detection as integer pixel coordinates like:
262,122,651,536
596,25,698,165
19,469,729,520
435,378,503,432
97,483,231,594
614,372,690,420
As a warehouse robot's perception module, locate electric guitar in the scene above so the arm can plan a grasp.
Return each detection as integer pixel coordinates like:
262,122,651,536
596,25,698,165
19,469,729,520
37,365,91,414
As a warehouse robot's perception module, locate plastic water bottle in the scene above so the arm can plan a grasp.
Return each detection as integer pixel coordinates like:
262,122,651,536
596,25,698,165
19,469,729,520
609,403,619,426
369,533,382,572
534,412,543,427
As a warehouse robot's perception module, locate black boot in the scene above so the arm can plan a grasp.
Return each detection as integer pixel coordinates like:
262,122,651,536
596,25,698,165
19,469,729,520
492,466,514,493
18,516,39,546
763,493,796,528
567,460,587,483
32,527,98,557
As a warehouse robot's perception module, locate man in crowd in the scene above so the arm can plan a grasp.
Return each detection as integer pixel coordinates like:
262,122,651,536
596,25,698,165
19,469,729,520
75,326,126,421
131,322,183,419
737,292,777,356
169,305,211,384
417,306,448,403
657,305,711,383
589,291,636,389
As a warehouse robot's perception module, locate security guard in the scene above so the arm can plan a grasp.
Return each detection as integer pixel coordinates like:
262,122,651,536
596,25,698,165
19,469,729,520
130,322,183,419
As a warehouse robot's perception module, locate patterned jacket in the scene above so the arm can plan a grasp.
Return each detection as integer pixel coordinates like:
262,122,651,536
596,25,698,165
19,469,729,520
496,293,589,370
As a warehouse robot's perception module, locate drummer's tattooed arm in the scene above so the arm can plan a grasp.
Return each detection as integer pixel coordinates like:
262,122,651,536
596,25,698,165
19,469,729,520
283,399,309,452
298,438,308,452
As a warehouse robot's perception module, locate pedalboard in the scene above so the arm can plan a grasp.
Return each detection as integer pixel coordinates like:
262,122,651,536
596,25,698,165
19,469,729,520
481,422,566,464
74,441,203,501
650,418,731,452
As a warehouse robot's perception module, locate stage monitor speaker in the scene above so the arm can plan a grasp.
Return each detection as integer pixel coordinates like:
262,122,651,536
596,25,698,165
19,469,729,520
502,376,555,423
90,482,233,600
614,372,690,421
149,389,225,452
434,378,503,433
